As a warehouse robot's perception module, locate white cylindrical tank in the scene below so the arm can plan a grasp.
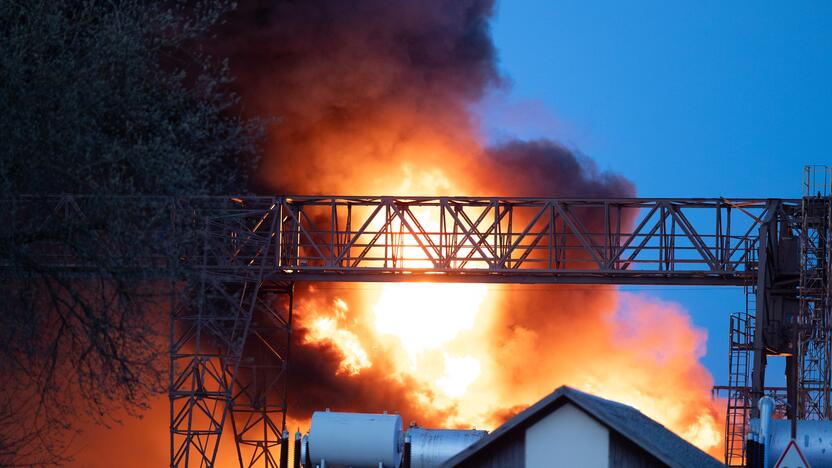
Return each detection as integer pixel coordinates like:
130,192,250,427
308,411,403,467
408,428,487,468
766,420,832,468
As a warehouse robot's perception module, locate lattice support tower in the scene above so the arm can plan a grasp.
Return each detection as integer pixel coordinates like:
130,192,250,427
169,199,292,468
229,283,293,468
797,166,832,419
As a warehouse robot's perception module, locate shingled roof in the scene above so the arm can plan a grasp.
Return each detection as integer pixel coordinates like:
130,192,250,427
443,386,724,468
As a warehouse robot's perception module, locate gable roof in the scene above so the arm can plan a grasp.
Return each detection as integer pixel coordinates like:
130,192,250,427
443,386,723,468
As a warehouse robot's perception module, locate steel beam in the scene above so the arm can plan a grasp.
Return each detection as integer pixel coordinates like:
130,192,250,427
229,283,293,468
3,194,819,468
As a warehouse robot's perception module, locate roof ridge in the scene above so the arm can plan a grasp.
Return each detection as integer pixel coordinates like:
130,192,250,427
442,385,723,468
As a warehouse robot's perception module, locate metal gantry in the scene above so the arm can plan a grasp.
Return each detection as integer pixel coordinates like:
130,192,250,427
178,195,797,467
251,196,787,285
3,189,830,468
170,198,294,468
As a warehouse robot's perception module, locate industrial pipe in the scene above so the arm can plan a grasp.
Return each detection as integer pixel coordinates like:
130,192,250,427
402,432,411,468
302,435,311,468
758,396,774,468
294,431,301,468
280,429,289,468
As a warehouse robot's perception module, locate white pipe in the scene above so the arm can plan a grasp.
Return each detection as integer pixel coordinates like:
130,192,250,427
759,396,774,468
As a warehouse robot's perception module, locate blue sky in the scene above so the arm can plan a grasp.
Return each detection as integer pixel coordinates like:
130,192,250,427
484,0,832,386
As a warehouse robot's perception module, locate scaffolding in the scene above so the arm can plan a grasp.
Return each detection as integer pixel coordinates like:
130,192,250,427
724,283,755,466
168,199,294,468
798,166,832,419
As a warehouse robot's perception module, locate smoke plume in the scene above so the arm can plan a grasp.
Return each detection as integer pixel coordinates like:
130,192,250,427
75,3,723,465
216,0,722,455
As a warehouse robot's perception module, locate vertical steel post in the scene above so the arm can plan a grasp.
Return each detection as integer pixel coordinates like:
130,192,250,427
293,431,301,468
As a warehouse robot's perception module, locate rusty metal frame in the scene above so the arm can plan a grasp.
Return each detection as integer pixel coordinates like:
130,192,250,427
252,196,791,285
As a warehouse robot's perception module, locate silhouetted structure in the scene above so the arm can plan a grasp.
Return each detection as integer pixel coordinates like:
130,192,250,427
3,167,830,468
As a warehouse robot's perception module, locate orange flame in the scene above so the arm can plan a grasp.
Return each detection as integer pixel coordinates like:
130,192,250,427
75,3,728,463
297,176,724,458
303,285,724,456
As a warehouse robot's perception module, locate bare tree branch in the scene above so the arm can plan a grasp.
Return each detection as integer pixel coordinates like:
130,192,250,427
0,0,262,464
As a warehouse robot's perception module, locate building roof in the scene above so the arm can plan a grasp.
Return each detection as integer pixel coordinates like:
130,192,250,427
443,386,724,468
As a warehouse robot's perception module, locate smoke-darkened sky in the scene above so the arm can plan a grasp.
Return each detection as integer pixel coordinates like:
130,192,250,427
209,1,729,456
210,0,826,429
71,2,832,465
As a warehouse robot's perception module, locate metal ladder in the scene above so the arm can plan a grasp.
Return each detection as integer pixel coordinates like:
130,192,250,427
724,280,755,466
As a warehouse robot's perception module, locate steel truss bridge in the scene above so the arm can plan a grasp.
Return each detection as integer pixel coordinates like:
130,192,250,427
2,170,830,468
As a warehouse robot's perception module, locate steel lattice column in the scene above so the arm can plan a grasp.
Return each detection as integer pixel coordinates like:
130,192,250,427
797,166,832,419
169,199,282,468
229,283,293,468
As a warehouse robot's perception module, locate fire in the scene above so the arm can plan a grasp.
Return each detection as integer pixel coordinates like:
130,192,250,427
304,297,371,376
68,3,730,466
291,158,725,456
436,354,482,398
300,249,725,456
217,0,726,459
307,319,371,376
275,155,725,459
373,283,488,400
373,283,487,356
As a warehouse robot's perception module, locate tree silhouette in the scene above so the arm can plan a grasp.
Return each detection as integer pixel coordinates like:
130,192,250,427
0,1,261,464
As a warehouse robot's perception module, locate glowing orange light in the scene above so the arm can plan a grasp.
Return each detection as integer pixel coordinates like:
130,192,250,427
298,171,724,457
